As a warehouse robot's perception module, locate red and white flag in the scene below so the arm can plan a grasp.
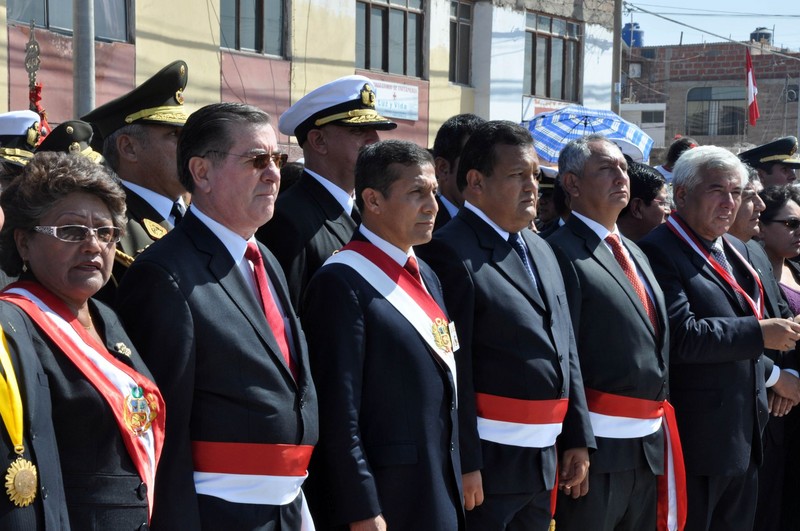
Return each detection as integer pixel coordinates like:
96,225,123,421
746,49,760,127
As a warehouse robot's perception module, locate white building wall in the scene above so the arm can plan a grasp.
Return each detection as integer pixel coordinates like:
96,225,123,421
582,23,614,110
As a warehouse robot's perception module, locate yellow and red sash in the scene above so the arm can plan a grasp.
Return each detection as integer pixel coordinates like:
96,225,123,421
585,389,686,531
0,281,165,520
325,241,458,388
667,215,764,319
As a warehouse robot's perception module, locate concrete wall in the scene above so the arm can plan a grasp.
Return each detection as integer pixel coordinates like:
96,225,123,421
582,23,613,109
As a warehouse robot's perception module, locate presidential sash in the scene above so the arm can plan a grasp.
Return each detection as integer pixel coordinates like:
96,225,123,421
667,215,764,319
0,282,165,520
325,241,458,390
585,389,687,531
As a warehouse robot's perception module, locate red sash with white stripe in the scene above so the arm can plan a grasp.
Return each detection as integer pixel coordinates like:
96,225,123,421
475,393,568,448
585,389,686,531
667,215,764,319
0,281,165,520
325,241,458,385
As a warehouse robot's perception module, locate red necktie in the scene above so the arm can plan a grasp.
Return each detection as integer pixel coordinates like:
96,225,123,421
245,242,297,379
404,256,423,285
605,234,659,334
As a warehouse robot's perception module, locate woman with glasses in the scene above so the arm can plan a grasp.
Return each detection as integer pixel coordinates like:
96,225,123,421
0,152,165,530
758,185,800,315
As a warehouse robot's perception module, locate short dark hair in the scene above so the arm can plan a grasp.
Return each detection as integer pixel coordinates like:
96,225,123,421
432,113,486,167
665,136,698,167
0,151,127,276
177,102,271,193
355,140,433,210
456,120,533,192
619,161,666,217
759,184,800,223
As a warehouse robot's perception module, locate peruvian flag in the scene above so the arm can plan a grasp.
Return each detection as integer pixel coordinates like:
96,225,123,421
746,49,760,127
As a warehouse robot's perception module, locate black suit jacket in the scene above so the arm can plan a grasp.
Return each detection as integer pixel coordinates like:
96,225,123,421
257,172,357,310
547,216,669,475
433,196,453,232
116,210,318,530
0,304,70,531
0,297,154,530
418,208,595,495
301,235,463,529
639,224,769,476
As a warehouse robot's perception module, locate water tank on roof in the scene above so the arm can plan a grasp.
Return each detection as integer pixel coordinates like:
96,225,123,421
622,23,644,48
751,27,772,45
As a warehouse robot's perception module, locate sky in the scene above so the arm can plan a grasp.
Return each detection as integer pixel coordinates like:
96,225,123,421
624,1,800,52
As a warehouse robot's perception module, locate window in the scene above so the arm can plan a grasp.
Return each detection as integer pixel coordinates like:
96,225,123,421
220,0,285,56
641,110,664,123
524,13,581,102
449,0,471,85
8,0,129,42
356,0,423,78
686,87,745,136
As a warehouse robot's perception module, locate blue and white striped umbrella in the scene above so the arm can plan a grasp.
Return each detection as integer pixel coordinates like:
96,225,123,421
526,105,654,164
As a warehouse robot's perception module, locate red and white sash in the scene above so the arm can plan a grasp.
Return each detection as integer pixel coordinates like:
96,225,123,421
325,241,458,388
667,215,764,319
585,389,686,531
475,393,569,448
0,281,165,520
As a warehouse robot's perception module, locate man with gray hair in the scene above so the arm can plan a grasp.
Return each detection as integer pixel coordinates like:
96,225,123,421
639,146,800,530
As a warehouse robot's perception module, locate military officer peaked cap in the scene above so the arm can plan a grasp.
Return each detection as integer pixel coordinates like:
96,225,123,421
0,110,41,167
739,136,800,168
279,74,397,146
82,60,189,142
36,120,104,164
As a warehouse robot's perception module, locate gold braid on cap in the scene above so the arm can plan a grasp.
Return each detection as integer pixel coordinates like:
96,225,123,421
315,109,383,127
125,105,187,124
760,154,800,163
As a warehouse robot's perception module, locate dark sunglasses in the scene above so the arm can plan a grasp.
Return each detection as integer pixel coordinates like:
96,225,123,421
765,218,800,230
205,150,288,170
33,225,121,243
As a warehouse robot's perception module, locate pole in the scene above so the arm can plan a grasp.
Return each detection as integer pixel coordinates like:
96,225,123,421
73,0,95,117
611,0,622,113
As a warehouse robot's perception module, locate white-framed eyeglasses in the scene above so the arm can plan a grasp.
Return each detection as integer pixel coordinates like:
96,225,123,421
33,225,121,244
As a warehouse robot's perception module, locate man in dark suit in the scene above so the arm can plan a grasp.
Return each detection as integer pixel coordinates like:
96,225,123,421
302,140,463,530
616,161,670,242
82,60,190,302
419,121,595,531
727,174,800,531
547,135,674,530
639,145,800,531
117,103,318,530
431,113,485,232
257,75,397,310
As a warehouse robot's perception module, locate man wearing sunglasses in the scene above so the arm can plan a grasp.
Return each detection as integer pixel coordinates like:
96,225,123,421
82,60,190,304
257,75,397,311
117,103,318,530
640,146,800,531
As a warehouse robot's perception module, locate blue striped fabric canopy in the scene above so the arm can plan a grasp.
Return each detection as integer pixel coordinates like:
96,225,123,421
526,105,654,164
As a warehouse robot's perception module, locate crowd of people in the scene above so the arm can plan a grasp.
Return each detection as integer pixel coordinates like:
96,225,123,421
1,60,800,531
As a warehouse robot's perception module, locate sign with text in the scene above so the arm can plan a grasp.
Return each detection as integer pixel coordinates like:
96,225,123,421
374,80,419,121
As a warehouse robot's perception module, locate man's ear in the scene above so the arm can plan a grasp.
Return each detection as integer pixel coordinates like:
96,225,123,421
434,156,452,180
561,171,581,198
362,188,382,215
629,197,645,220
673,185,687,209
464,168,485,195
305,129,327,156
188,156,211,194
116,134,139,163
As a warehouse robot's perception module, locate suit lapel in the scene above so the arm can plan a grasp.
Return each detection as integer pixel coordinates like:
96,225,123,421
182,213,295,380
461,210,545,310
300,173,356,247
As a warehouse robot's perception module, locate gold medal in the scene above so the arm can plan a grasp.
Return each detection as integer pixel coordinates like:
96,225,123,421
431,317,453,353
5,456,37,507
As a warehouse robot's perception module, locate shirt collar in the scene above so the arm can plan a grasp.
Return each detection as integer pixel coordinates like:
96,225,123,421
571,210,620,241
463,200,510,241
120,179,182,222
305,168,354,215
359,224,415,267
189,205,253,264
438,194,460,218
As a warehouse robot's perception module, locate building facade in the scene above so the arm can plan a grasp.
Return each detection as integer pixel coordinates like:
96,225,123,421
1,0,615,151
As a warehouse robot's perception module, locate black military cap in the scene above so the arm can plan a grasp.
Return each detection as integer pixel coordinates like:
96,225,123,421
279,75,396,145
0,110,41,167
739,136,800,168
81,60,189,143
538,166,558,191
36,120,104,163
